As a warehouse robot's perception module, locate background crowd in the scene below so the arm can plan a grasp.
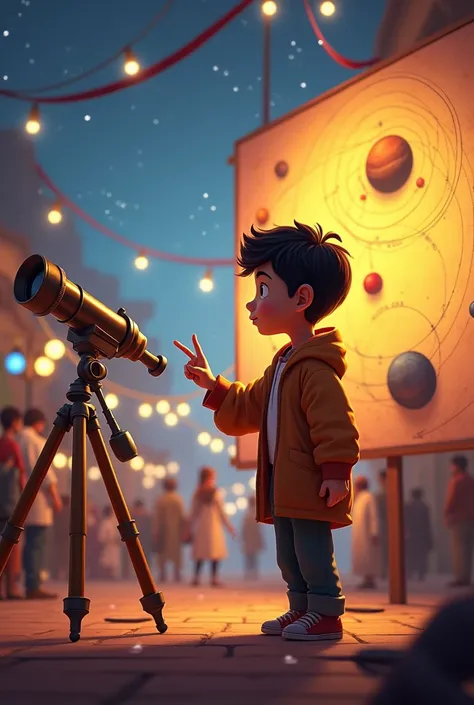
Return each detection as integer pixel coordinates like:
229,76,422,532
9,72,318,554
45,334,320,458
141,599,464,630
2,401,474,597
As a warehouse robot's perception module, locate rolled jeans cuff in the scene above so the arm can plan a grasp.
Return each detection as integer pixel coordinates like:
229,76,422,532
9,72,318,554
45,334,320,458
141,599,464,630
287,591,308,612
307,593,345,616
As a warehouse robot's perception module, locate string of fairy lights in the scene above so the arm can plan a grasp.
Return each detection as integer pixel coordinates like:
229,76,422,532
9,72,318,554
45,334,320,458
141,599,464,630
2,0,377,513
2,0,376,294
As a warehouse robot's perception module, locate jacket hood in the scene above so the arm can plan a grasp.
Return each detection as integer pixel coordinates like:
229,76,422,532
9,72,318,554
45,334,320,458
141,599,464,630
275,327,347,379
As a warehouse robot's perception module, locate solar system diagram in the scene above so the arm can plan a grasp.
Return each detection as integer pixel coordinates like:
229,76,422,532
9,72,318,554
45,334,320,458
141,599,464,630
233,20,474,465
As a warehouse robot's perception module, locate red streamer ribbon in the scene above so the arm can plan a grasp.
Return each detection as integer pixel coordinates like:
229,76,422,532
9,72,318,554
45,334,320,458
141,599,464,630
36,164,234,266
303,0,379,70
0,0,255,104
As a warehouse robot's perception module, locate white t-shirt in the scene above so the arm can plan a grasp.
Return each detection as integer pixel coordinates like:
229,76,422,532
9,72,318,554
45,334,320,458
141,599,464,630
266,348,293,465
17,427,58,527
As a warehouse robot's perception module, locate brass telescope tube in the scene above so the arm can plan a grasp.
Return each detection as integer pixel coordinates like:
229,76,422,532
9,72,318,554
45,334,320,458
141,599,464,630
13,254,167,376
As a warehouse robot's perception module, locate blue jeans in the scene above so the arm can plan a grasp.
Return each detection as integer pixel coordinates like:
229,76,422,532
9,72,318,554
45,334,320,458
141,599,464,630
23,526,48,592
270,468,345,616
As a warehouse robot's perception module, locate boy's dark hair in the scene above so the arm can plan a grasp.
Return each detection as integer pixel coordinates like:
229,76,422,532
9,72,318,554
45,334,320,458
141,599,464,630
411,487,423,500
24,408,46,427
1,406,22,431
237,221,352,325
452,455,468,472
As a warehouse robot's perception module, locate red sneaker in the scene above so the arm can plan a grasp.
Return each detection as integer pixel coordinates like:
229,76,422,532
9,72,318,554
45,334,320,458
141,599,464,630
282,612,343,641
261,609,306,636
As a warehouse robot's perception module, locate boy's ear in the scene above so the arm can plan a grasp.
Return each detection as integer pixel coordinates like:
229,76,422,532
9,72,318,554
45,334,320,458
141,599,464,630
295,284,314,312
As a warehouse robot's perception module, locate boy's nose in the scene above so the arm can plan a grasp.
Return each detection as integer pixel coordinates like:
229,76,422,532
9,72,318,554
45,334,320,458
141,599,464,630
246,300,255,312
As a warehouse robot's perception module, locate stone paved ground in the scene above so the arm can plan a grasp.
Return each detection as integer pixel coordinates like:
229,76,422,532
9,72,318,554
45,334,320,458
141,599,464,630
0,578,448,705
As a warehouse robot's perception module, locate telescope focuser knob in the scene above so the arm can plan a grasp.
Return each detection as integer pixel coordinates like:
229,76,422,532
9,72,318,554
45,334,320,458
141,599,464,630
148,355,167,377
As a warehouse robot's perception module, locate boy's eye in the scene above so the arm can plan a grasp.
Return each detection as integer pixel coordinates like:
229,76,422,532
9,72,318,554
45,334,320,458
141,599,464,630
259,283,269,298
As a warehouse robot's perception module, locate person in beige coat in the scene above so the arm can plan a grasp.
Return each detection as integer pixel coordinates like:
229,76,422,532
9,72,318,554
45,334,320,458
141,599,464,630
190,467,235,587
241,495,265,580
153,478,187,583
351,476,379,589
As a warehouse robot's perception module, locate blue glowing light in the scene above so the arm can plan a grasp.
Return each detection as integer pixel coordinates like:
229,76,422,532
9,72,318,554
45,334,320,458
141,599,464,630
4,351,26,376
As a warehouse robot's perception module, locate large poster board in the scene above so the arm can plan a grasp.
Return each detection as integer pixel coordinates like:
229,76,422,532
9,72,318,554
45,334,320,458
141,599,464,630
234,20,474,467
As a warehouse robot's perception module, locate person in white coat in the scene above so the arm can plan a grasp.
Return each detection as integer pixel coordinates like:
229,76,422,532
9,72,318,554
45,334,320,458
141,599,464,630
190,466,235,587
351,475,379,589
98,506,122,580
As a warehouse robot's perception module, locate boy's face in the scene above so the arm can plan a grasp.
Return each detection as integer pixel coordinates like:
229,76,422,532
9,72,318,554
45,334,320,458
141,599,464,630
246,262,312,336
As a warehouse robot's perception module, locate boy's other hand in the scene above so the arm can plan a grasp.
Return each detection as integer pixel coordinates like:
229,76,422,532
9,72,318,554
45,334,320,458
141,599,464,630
173,334,216,391
319,479,349,508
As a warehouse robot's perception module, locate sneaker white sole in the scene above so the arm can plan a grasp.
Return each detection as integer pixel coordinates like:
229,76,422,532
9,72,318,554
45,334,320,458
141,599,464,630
261,626,283,635
282,631,343,641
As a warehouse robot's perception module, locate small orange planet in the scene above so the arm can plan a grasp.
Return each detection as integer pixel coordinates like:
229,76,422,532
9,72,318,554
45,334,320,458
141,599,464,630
366,135,413,193
256,207,269,225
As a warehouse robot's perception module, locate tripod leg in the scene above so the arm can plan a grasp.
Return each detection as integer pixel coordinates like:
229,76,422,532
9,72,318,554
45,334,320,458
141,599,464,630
63,409,90,643
0,409,70,576
87,412,167,634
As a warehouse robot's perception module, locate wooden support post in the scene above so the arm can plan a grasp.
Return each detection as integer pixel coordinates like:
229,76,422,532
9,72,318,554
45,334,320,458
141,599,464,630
386,455,407,604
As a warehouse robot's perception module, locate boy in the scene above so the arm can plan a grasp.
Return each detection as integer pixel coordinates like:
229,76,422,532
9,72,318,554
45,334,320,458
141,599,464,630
174,221,359,641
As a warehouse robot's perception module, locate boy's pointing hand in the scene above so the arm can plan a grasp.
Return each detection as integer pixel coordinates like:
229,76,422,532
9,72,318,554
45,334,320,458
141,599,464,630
319,479,350,508
173,334,216,391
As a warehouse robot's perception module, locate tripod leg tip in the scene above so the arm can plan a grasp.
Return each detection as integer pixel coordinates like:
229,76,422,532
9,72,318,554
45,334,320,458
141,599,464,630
157,619,168,634
63,596,90,644
140,592,167,635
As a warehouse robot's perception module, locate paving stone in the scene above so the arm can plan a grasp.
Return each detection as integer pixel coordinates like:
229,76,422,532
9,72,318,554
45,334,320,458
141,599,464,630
0,579,452,704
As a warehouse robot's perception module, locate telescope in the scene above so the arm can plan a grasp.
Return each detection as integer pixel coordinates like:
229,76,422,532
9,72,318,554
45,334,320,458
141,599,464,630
2,254,169,642
14,254,167,376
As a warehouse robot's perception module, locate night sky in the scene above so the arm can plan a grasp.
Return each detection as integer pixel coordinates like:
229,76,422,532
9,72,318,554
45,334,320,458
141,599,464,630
0,0,386,572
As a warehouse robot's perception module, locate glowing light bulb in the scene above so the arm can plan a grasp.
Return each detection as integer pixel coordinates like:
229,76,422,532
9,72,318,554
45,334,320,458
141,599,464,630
227,444,236,458
236,496,248,511
53,452,67,469
34,356,55,377
47,203,62,225
155,464,166,479
156,400,170,415
262,0,278,17
199,269,214,293
44,339,65,360
197,431,211,446
134,254,149,270
124,48,140,76
138,403,153,418
4,350,26,375
164,412,178,427
176,402,190,417
320,1,336,16
105,393,119,409
167,461,180,475
144,463,156,476
130,456,145,471
248,475,257,490
262,1,277,16
232,482,246,496
224,502,237,516
25,104,41,135
210,438,224,453
142,476,155,489
88,466,101,481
